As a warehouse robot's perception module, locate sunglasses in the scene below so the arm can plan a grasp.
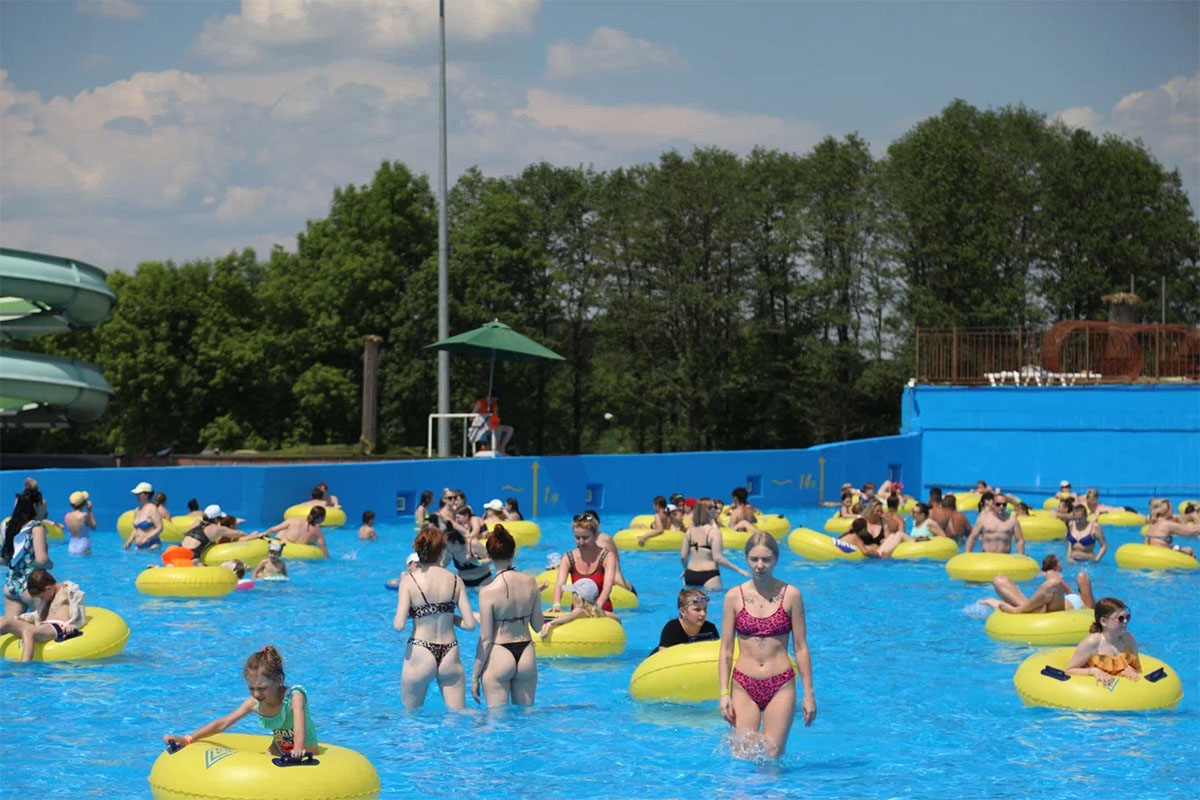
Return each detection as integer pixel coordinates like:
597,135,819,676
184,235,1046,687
1114,613,1131,623
687,599,709,608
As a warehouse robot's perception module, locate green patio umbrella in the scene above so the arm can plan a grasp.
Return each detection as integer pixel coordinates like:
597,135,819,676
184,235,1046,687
425,319,565,426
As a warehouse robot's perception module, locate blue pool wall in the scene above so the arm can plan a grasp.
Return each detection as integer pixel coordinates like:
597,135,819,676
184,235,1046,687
5,384,1196,525
903,383,1200,504
0,435,920,527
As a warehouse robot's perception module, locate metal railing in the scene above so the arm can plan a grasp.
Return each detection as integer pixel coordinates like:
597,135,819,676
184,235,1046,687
425,413,502,458
915,323,1200,384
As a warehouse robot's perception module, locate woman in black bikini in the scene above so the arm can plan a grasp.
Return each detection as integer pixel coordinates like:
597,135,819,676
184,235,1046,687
680,499,749,590
471,525,543,708
394,525,476,710
838,517,884,557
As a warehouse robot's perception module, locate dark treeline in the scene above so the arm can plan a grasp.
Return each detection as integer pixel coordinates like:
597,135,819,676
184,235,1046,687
11,100,1199,456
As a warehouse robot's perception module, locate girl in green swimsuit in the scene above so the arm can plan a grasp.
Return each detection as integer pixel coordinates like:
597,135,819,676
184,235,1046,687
164,645,317,760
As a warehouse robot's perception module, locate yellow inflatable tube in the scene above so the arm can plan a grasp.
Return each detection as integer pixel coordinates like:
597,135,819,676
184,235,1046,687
823,516,855,534
485,520,540,548
284,503,347,528
117,510,192,543
0,607,129,661
1096,510,1145,527
892,536,958,561
945,553,1039,582
628,514,655,528
1042,496,1071,510
984,609,1093,645
278,542,326,561
787,527,863,562
1017,515,1067,541
1012,648,1182,711
1115,543,1198,571
612,528,684,552
200,538,270,567
536,569,639,609
630,640,728,702
532,615,625,658
148,733,380,800
136,565,237,597
1178,499,1198,514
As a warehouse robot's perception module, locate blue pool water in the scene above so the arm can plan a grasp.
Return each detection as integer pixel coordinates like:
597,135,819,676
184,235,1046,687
2,507,1197,798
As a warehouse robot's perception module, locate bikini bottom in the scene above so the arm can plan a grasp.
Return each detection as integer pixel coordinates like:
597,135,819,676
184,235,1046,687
732,667,795,711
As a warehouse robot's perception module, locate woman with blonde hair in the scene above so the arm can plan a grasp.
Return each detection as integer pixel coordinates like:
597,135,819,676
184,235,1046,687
718,533,816,759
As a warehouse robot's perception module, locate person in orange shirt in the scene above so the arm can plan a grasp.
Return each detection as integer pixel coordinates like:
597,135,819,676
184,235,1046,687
471,395,513,455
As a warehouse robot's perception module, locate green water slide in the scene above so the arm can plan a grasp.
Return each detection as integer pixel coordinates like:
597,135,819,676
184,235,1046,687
0,248,116,427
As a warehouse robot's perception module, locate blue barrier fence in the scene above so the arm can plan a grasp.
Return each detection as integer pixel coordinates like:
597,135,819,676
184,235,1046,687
0,435,921,527
5,384,1195,526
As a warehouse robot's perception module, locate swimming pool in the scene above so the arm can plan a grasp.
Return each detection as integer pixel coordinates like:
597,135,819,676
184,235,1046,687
3,507,1196,798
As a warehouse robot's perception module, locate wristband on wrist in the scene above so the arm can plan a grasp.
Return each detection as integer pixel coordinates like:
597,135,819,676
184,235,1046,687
719,688,730,696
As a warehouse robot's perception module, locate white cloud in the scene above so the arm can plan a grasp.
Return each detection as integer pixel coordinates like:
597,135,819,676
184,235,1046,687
76,0,146,21
545,26,685,81
194,0,540,64
1,52,824,272
1053,72,1200,205
1052,105,1103,131
515,89,822,154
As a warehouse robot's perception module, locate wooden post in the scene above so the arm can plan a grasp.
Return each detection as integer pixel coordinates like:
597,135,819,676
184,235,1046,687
951,327,959,383
361,335,383,454
914,327,921,383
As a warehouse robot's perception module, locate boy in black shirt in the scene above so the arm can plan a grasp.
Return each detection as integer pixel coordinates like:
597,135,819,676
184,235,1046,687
654,588,718,653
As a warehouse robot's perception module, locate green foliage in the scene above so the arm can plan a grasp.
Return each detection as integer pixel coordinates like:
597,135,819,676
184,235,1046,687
9,103,1196,456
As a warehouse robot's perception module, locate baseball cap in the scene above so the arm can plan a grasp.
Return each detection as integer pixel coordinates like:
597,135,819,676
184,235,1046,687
1060,480,1071,488
484,499,504,511
565,578,599,604
131,481,153,494
666,503,678,512
406,552,420,566
203,504,223,520
683,497,697,509
69,490,89,507
268,540,284,553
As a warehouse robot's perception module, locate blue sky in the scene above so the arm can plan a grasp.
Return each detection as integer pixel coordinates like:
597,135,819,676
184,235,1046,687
2,0,1197,269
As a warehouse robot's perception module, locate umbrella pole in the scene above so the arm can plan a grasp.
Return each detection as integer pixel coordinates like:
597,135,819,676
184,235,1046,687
486,351,496,452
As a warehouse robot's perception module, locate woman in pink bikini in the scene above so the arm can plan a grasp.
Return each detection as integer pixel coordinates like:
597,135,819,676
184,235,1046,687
717,533,816,758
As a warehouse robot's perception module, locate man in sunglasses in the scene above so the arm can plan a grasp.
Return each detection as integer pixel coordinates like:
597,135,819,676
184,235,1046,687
652,588,718,654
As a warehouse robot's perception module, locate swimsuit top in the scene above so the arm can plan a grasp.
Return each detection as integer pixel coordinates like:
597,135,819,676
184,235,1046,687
183,523,213,553
1067,521,1096,547
567,549,613,612
735,585,791,638
911,519,932,539
4,520,47,596
688,530,712,552
857,528,885,546
1145,523,1173,545
134,519,155,531
491,569,533,626
1088,649,1140,676
408,574,459,618
257,685,318,749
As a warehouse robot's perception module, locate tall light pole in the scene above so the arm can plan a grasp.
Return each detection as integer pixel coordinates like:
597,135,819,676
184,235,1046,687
436,0,450,457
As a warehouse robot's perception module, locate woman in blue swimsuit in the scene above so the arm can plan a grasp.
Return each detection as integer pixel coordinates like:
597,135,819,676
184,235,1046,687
1065,505,1106,562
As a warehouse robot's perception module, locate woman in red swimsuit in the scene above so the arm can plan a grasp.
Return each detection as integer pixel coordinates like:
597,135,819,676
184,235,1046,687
550,515,617,613
718,532,816,758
